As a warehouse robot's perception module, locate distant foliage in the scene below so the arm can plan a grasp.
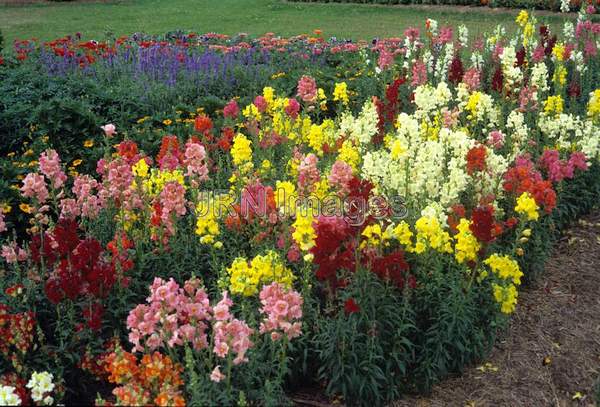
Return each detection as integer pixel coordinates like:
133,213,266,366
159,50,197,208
289,0,598,12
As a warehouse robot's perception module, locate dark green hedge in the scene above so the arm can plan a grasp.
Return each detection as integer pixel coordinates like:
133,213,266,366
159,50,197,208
288,0,580,12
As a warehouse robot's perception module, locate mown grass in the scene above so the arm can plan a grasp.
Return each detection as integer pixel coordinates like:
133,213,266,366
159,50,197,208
0,0,577,46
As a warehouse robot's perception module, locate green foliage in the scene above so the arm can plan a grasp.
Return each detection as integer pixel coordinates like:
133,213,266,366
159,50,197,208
289,0,577,11
314,269,416,405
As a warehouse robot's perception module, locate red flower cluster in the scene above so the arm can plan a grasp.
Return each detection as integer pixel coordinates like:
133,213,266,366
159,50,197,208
107,232,134,282
310,177,414,291
79,337,121,380
44,237,116,304
217,127,235,151
156,135,183,169
344,298,360,315
448,54,464,84
31,220,120,316
374,77,406,140
470,204,503,243
194,114,213,135
466,144,487,175
311,215,356,286
369,250,414,289
0,305,36,367
503,155,557,213
116,140,140,164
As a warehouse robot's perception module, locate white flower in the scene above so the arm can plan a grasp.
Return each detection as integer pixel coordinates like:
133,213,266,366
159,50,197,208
26,371,55,404
0,385,21,406
458,25,469,48
339,100,379,145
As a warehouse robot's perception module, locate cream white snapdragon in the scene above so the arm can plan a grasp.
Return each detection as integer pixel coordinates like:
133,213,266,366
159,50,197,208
339,100,379,146
26,371,55,406
0,386,21,406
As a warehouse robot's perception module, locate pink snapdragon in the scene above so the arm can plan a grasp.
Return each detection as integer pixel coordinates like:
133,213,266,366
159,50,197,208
285,98,301,119
411,60,427,87
436,26,453,45
183,141,209,183
223,99,240,119
253,95,268,113
101,123,117,137
539,150,588,183
159,181,187,235
39,149,67,189
73,175,105,218
297,75,317,104
103,158,133,201
462,68,481,91
328,160,354,196
21,173,49,203
210,366,226,383
259,282,303,341
0,212,6,233
297,153,320,196
1,243,27,264
377,49,394,71
127,277,212,352
487,130,505,149
213,316,253,365
59,198,80,220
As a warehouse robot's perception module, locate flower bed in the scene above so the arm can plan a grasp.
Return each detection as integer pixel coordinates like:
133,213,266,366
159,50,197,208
1,8,600,406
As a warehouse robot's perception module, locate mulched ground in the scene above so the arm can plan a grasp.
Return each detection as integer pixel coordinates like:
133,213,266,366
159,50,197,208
393,211,600,407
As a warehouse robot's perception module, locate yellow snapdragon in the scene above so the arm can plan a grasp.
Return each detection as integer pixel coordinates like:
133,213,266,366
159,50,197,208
414,215,452,254
333,82,349,105
292,208,316,253
454,218,480,264
230,133,253,166
227,251,295,296
515,192,539,221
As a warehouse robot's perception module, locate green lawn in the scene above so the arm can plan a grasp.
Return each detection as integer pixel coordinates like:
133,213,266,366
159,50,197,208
0,0,576,45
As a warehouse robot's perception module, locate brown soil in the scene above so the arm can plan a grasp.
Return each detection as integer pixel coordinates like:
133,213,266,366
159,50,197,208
393,211,600,407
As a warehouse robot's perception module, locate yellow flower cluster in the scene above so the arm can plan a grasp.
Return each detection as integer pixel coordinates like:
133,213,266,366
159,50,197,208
552,43,565,62
307,119,335,154
391,221,414,250
515,10,528,27
132,158,149,178
242,103,261,121
318,88,328,111
553,65,567,86
195,200,221,247
543,95,564,116
453,218,481,264
484,253,523,314
337,140,361,172
515,192,539,221
484,253,523,285
414,216,452,254
390,138,407,159
230,133,253,166
492,283,518,314
275,180,297,214
360,224,392,249
142,168,185,196
292,209,316,253
588,89,600,122
465,92,482,118
263,86,275,110
226,250,295,296
333,82,349,105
